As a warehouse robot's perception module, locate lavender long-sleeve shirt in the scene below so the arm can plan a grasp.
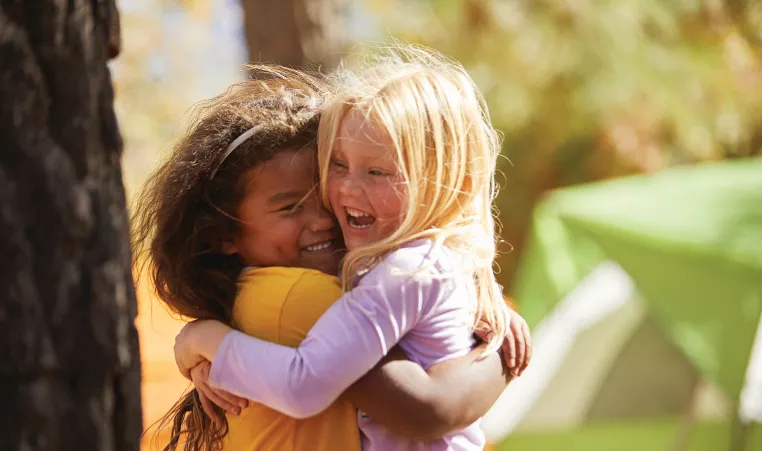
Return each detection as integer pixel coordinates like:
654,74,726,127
209,240,485,450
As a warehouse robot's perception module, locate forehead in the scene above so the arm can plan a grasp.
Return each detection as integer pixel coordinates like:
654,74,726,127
243,148,316,198
334,109,395,161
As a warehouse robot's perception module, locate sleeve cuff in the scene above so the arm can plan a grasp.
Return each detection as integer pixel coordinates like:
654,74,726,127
208,329,239,391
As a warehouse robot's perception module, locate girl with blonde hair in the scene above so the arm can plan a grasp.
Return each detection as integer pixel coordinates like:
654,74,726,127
173,45,529,450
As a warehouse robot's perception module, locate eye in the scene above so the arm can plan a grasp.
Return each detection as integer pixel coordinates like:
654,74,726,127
278,204,303,213
330,159,348,169
369,169,386,176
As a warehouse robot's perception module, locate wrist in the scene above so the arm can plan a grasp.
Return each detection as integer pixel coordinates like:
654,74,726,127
194,321,234,362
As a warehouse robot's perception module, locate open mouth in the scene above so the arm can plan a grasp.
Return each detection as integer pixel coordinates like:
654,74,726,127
345,207,376,229
304,240,334,252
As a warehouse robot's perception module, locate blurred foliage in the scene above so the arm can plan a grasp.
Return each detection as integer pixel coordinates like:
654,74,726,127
365,0,762,289
115,0,762,290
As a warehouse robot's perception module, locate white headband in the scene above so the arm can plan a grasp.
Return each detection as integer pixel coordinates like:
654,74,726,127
209,124,266,180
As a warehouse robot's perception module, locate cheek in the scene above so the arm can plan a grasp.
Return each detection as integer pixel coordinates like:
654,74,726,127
326,177,341,209
277,222,305,251
375,182,405,220
257,220,303,257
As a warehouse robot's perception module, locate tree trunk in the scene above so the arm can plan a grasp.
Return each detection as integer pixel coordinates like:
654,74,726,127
0,1,141,450
241,0,343,69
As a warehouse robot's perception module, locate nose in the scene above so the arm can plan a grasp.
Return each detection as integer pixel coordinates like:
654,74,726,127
338,175,363,198
307,205,336,233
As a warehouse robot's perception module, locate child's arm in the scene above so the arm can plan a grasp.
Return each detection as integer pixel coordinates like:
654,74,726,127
343,343,511,441
180,263,531,438
176,249,453,419
345,308,530,440
186,338,515,440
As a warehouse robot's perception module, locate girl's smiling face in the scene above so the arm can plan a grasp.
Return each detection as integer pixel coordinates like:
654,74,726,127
224,148,344,275
326,110,406,251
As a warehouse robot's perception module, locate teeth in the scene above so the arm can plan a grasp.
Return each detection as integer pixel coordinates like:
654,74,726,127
346,207,371,218
350,223,372,229
305,240,332,251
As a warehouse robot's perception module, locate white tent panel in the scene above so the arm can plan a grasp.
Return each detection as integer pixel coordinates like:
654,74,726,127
740,313,762,423
482,263,637,438
483,262,760,443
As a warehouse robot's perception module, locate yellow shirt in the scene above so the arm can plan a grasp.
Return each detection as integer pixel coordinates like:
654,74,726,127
222,267,361,451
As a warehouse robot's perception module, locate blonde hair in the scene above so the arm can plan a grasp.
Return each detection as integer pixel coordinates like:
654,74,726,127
317,44,507,351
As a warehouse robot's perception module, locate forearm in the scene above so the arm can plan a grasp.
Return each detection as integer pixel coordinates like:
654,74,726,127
343,344,510,441
209,329,371,418
342,348,443,440
423,344,510,435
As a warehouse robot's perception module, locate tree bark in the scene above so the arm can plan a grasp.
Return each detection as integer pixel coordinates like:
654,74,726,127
241,0,343,69
0,1,141,450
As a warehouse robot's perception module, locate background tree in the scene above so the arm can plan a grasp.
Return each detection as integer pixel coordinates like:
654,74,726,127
241,0,344,68
0,1,142,450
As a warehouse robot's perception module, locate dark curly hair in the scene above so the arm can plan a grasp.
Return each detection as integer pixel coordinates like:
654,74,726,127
131,66,329,451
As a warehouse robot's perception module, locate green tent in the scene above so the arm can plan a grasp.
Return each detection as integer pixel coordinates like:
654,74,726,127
489,159,762,451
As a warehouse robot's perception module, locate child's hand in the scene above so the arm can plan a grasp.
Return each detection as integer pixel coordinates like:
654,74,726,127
191,360,249,425
474,307,531,377
174,319,234,380
502,309,531,377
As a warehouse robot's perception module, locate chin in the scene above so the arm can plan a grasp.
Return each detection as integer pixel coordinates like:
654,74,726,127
344,240,362,251
347,233,384,250
312,259,340,275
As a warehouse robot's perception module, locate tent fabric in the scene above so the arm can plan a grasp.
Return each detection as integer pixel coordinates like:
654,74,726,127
482,263,733,442
484,263,642,436
512,159,762,401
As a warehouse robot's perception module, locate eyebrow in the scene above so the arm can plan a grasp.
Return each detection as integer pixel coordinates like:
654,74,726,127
267,185,317,208
267,191,305,205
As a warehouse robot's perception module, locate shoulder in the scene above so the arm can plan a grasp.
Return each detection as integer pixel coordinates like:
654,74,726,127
239,266,330,286
241,264,340,288
346,241,469,325
235,267,343,343
369,240,461,280
358,240,463,302
236,267,342,311
280,270,343,341
285,268,342,297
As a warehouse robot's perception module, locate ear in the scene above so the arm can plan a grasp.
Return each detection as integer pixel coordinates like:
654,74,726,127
221,239,238,255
